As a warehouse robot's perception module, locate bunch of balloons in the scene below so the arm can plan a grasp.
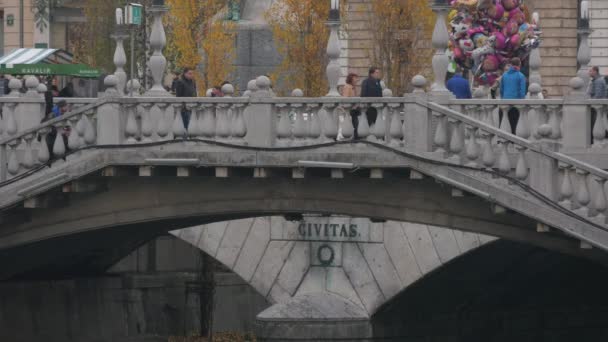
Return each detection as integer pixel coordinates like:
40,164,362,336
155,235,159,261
448,0,541,86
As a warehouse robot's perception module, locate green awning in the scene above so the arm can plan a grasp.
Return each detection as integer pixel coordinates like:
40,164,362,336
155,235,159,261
0,63,101,78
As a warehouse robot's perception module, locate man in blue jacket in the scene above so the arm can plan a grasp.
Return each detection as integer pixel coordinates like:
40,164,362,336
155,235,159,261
447,68,472,99
500,57,527,134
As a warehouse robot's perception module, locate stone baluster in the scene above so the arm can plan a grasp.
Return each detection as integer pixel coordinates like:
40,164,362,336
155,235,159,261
388,103,403,147
145,4,170,97
21,134,35,169
497,141,511,174
308,104,322,142
232,104,247,144
528,104,541,140
325,5,341,97
276,104,291,146
216,103,230,141
243,80,258,97
546,105,562,140
429,0,451,96
3,102,18,137
112,25,129,95
171,103,187,139
515,146,529,181
52,121,67,158
577,19,592,87
433,112,448,153
371,104,386,142
83,110,96,145
481,132,496,170
498,105,512,133
7,141,20,176
574,170,591,216
592,105,606,148
559,164,574,208
67,116,82,150
198,104,215,139
357,103,370,140
155,103,170,140
140,103,153,142
323,104,339,142
448,118,464,163
515,105,530,139
562,77,590,149
125,104,139,143
37,127,50,164
339,103,354,141
465,126,480,167
187,104,201,139
592,177,607,224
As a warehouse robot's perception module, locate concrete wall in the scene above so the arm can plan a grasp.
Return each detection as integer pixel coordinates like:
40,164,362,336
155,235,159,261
0,235,269,342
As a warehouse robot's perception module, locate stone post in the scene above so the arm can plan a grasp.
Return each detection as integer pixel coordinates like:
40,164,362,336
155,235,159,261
97,75,125,145
528,141,559,201
145,4,170,97
16,76,45,132
325,6,341,97
429,0,451,96
245,76,276,147
404,75,433,152
562,76,590,150
112,25,129,96
528,13,542,90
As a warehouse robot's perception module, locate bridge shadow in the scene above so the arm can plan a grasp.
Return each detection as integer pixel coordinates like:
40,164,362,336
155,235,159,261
372,239,608,341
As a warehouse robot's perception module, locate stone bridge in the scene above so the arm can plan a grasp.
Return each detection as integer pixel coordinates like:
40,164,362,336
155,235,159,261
1,74,608,339
2,2,608,340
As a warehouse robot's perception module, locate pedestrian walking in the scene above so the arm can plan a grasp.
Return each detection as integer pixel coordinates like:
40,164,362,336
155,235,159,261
341,73,361,139
589,66,607,142
446,68,472,99
500,57,527,134
175,67,198,130
360,67,383,128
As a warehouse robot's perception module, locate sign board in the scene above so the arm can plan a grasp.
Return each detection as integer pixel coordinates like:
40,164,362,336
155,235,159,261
125,3,143,25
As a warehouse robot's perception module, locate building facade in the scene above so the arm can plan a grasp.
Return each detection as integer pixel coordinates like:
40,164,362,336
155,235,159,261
0,0,84,55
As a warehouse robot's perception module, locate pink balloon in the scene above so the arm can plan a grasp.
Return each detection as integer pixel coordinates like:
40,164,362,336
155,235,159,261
492,31,507,50
453,47,464,61
508,33,522,50
487,4,505,21
501,0,519,11
502,20,519,37
483,54,500,72
509,8,525,25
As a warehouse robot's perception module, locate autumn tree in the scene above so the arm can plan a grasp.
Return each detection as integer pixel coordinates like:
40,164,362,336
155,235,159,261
267,1,332,96
165,0,236,94
366,0,435,94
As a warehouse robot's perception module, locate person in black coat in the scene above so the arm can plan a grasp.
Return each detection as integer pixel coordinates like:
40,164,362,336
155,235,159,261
360,67,383,129
175,68,198,130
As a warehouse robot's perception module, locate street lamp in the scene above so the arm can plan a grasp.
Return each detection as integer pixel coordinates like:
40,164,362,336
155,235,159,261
325,0,341,97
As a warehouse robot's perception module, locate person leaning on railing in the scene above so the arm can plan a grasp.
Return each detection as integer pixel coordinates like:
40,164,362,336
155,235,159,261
175,67,198,130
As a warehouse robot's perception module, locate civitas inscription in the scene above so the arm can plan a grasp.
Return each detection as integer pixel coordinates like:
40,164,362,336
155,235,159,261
298,222,360,239
277,216,379,243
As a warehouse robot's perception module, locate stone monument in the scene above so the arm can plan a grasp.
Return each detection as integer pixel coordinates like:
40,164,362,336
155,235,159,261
233,0,282,92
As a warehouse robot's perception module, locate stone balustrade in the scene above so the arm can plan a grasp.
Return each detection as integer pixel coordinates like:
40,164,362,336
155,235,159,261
3,74,608,231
